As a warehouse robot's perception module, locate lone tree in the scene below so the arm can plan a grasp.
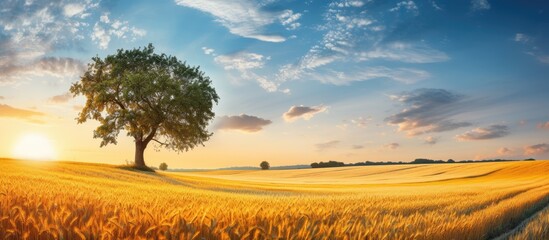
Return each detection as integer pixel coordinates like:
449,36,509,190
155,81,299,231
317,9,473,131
260,161,270,170
159,162,168,171
70,44,219,169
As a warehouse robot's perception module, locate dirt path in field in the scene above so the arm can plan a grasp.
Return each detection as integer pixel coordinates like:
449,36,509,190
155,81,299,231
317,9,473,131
491,196,549,240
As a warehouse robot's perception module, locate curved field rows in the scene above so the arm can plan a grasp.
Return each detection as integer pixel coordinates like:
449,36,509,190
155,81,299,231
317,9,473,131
173,161,548,185
0,159,548,239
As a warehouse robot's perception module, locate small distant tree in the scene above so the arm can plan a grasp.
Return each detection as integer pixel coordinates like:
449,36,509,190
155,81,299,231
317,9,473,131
260,161,270,170
159,162,168,171
447,159,455,163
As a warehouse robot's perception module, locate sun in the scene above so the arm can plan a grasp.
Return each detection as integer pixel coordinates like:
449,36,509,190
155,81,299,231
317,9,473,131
12,133,57,161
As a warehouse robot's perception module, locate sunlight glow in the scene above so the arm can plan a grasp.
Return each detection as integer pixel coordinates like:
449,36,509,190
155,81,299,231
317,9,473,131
12,133,57,161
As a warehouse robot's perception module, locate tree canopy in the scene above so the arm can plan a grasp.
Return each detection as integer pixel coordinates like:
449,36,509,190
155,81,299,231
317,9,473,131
260,161,270,170
70,44,219,168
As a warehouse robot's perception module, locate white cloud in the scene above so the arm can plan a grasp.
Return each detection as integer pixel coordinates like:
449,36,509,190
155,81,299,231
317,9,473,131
330,1,365,8
63,3,85,17
0,1,100,85
91,14,146,49
471,0,490,11
351,116,371,128
215,52,266,71
0,1,148,85
357,42,450,63
431,1,442,10
202,47,215,55
279,10,301,30
307,67,430,85
100,13,110,23
214,51,281,92
272,0,444,89
514,33,530,43
390,1,419,15
513,33,549,65
131,28,147,38
174,0,286,42
91,23,110,49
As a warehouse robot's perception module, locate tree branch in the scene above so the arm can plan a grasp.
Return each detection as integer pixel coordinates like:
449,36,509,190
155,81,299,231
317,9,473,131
143,127,157,145
113,98,126,110
151,138,168,146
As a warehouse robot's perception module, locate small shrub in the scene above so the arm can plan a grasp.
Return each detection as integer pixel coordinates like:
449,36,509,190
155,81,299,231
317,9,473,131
159,162,168,171
260,161,270,170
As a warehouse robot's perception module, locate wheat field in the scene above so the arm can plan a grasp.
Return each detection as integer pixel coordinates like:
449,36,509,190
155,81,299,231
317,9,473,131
1,158,548,239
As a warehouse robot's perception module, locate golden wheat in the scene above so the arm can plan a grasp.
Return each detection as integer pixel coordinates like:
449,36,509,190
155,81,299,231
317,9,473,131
0,159,548,239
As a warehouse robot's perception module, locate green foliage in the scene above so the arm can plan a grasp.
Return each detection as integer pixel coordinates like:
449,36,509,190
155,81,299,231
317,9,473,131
70,44,219,165
310,161,345,168
159,162,168,171
260,161,270,170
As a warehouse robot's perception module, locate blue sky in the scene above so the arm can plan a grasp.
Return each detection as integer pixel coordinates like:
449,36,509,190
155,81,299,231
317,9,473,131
0,0,548,168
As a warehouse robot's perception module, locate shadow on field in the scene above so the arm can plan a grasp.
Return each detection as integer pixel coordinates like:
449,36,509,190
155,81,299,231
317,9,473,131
116,165,297,196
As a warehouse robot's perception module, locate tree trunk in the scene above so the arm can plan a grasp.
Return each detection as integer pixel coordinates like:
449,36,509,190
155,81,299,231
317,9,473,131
134,141,146,167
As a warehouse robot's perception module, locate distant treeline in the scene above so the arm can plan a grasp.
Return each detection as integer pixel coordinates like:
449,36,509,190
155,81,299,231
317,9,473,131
310,161,345,168
310,158,536,168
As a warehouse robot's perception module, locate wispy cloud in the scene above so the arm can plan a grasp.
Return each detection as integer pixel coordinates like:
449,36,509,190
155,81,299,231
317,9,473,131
202,47,215,55
216,114,272,132
385,88,472,136
283,105,327,122
316,140,340,151
456,125,509,141
498,147,513,155
0,57,85,85
215,52,267,71
357,42,450,63
0,1,144,85
389,1,419,15
524,143,549,156
91,13,146,49
279,10,301,30
272,0,445,90
424,136,438,145
514,33,530,43
214,52,281,92
0,104,45,124
174,0,288,42
49,92,72,104
512,33,549,65
537,121,549,129
330,1,365,8
384,143,400,149
308,67,430,85
471,0,490,11
63,3,86,18
351,117,371,128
